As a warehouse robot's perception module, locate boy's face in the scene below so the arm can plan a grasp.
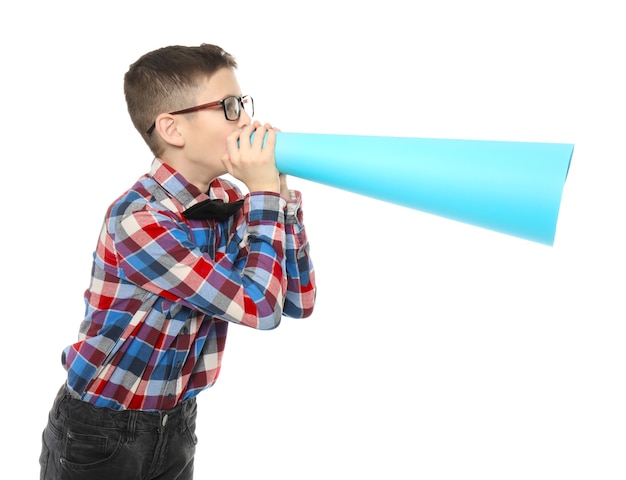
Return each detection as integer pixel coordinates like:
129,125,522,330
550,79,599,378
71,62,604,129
177,67,251,180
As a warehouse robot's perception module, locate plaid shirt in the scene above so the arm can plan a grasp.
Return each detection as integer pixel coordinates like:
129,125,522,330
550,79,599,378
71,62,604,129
62,158,316,411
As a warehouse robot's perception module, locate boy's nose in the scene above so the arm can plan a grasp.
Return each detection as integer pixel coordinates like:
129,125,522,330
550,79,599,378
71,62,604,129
238,109,252,127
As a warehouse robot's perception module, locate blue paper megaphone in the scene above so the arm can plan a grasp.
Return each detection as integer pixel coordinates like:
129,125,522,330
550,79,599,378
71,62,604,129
271,132,573,246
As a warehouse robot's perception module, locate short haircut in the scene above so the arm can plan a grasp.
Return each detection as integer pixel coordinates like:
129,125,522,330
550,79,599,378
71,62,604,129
124,44,238,156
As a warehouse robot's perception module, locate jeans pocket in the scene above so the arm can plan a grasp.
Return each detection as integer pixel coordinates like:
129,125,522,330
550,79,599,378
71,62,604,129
62,424,125,468
66,431,110,463
183,401,199,447
184,421,198,447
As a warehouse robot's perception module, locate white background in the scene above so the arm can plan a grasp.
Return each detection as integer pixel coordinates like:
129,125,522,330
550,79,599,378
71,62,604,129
1,1,625,478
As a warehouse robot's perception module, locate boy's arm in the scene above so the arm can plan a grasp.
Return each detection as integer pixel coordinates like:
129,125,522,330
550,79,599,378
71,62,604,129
114,192,288,330
282,189,316,318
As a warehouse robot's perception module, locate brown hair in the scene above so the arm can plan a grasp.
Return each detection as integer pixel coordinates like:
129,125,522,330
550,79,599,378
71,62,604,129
124,44,238,156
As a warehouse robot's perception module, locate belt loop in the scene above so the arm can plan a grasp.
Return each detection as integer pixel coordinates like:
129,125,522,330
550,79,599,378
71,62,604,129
181,397,196,423
181,398,190,420
126,411,137,443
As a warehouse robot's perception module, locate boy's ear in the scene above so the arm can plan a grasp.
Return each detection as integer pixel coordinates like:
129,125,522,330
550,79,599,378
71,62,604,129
155,114,185,147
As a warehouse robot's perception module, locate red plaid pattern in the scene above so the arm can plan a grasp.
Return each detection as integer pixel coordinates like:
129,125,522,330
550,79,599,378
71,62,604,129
62,158,316,410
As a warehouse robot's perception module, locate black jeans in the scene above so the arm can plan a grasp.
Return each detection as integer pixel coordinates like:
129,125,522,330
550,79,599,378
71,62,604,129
39,385,198,480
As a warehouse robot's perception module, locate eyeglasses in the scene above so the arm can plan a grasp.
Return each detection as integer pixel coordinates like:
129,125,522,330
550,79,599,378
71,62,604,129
146,95,254,135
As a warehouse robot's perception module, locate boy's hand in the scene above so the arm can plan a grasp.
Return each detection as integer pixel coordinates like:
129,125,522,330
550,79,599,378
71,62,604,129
223,121,280,194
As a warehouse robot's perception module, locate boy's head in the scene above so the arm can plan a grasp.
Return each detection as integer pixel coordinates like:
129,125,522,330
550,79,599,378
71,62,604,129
124,44,238,156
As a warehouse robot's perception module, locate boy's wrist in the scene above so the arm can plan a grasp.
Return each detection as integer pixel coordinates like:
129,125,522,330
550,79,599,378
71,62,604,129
247,186,280,195
245,178,280,194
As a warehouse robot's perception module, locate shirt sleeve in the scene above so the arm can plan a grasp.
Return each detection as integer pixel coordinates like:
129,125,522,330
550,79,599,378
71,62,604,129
114,192,289,330
282,190,316,318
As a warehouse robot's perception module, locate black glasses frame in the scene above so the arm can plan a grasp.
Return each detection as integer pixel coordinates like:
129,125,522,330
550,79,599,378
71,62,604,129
146,95,254,135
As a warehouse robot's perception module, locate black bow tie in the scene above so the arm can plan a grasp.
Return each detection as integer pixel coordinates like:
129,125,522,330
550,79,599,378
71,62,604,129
183,199,244,221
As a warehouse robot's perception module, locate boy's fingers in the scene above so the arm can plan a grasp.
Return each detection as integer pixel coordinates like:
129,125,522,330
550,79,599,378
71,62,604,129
251,125,267,150
263,128,276,150
224,130,242,160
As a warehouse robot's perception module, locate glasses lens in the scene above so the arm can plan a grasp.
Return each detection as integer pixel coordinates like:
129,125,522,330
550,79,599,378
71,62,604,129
242,96,254,118
223,96,254,121
223,97,240,121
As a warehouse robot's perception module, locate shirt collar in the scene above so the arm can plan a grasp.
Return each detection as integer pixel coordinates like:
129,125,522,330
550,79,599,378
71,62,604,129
149,158,243,211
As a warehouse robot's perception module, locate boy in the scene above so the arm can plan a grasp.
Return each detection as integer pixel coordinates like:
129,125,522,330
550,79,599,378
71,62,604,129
39,44,316,480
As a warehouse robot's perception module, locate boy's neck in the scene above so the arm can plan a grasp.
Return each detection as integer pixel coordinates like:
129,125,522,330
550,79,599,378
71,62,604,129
160,154,223,194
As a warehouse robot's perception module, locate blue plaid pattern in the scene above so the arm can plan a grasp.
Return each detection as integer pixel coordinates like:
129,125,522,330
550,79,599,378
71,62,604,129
62,158,316,411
